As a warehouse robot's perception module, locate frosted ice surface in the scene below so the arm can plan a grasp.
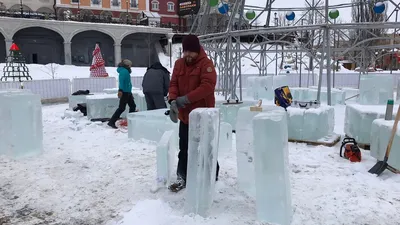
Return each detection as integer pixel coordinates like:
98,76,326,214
0,90,43,158
86,94,130,120
218,122,232,153
68,95,89,109
359,75,394,105
246,76,273,100
273,75,290,89
235,105,283,198
103,88,119,94
127,108,178,142
132,91,147,111
290,87,345,104
252,110,292,225
370,119,400,169
286,106,334,141
218,100,257,131
185,108,220,217
344,104,398,144
155,130,177,188
340,87,359,101
289,87,310,101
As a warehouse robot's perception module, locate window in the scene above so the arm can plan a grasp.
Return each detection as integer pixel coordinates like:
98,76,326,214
130,0,138,8
151,0,159,10
167,2,174,12
111,0,120,7
91,0,101,5
71,0,79,3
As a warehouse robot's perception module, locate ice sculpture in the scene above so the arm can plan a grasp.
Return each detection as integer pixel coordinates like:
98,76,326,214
358,74,394,105
127,108,178,142
185,108,220,217
235,105,282,197
252,110,292,225
286,106,335,141
218,100,257,131
151,130,177,193
218,122,232,153
370,119,400,169
344,104,398,145
86,94,130,120
0,90,43,158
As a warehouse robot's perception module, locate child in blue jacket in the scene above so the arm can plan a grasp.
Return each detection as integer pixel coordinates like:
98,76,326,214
108,59,137,129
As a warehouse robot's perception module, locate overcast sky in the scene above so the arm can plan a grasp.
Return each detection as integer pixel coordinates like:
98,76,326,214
244,0,399,24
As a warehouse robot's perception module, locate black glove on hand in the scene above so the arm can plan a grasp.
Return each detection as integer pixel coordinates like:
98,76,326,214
169,100,178,123
175,96,190,108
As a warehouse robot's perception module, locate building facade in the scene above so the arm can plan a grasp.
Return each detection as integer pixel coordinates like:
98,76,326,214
149,0,179,25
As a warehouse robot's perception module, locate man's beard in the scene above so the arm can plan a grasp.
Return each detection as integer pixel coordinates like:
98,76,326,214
185,56,194,65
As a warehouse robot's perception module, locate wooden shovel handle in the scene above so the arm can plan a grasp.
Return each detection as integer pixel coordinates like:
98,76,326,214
385,105,400,158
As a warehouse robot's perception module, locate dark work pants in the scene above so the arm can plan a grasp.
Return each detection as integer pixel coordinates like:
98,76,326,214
177,121,220,182
110,92,136,123
144,93,167,110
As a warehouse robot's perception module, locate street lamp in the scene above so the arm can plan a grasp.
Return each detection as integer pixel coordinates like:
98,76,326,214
20,0,23,17
77,0,80,20
126,0,129,24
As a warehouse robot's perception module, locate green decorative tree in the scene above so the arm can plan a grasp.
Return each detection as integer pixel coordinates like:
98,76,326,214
1,43,32,83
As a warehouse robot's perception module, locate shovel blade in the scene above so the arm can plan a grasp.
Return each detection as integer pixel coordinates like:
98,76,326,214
368,161,388,176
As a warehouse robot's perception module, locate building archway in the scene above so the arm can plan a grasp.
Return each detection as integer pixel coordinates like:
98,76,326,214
71,30,115,66
121,33,163,67
13,27,65,64
9,4,32,12
36,7,54,14
0,32,5,63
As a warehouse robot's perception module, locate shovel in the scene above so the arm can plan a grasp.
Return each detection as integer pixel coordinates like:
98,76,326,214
368,105,400,176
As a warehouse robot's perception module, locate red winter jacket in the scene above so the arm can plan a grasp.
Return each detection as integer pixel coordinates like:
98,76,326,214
168,47,216,124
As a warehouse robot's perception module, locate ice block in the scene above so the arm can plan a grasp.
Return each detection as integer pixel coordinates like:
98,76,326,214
289,87,310,101
185,108,220,217
0,90,43,158
370,119,400,170
218,100,257,131
151,130,178,193
86,94,130,120
252,110,292,225
358,74,394,105
133,91,147,111
344,104,399,145
68,94,90,109
286,106,335,141
127,108,178,142
235,105,283,198
218,122,232,153
246,76,274,100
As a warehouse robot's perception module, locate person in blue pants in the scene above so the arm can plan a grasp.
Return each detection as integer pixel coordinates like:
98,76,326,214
108,59,136,129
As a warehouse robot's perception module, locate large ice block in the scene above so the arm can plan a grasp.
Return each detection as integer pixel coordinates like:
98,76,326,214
246,76,273,100
68,94,90,109
253,110,292,225
273,75,290,89
344,104,398,145
289,87,310,101
127,108,178,142
358,74,394,105
0,90,43,158
154,130,177,190
370,119,400,170
218,100,257,131
132,91,147,111
286,106,335,141
218,122,232,153
86,94,130,120
185,108,220,217
235,105,283,197
340,87,359,102
307,87,345,105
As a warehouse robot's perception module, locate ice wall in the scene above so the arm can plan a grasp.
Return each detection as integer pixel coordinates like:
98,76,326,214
358,75,394,105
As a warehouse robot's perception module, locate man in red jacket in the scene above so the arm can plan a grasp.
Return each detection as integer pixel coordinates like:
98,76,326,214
168,34,219,192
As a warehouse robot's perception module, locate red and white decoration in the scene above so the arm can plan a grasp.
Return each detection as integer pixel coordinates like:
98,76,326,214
90,44,109,77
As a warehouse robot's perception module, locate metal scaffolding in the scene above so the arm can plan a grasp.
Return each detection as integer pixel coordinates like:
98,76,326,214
191,0,400,106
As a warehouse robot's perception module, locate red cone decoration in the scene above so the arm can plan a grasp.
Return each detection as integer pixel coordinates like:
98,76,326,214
10,43,20,51
90,43,109,77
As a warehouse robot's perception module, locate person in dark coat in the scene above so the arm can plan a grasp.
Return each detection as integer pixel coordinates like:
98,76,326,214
142,62,170,110
108,59,137,129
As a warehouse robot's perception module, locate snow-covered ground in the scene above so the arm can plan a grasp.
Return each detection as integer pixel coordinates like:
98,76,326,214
0,102,400,225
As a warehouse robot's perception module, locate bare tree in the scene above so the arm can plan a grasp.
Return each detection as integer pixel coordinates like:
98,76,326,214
40,63,59,79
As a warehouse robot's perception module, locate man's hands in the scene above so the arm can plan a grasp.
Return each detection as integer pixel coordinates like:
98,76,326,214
169,100,179,123
118,91,122,98
175,96,190,108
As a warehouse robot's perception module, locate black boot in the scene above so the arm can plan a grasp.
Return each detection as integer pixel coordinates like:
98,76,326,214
107,121,118,129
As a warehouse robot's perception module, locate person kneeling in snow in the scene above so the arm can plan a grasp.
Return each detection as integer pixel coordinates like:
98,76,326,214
108,59,137,129
167,34,220,192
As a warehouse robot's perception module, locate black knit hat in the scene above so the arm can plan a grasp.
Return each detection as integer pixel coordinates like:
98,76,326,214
182,34,201,53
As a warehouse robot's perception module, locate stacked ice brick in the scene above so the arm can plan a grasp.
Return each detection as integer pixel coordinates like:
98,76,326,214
0,89,43,158
290,86,346,105
85,94,130,120
344,74,396,146
286,106,335,141
246,75,290,101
